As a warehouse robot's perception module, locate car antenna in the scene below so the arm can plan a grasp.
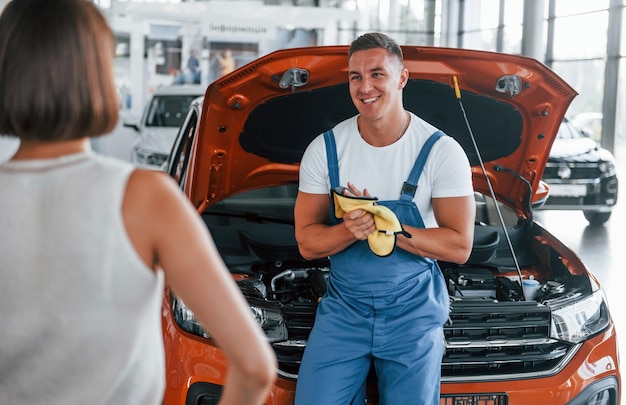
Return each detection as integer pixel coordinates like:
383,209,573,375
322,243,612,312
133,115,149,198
451,76,525,294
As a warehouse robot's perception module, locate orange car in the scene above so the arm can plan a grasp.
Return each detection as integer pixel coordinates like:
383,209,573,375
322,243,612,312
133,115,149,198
161,45,621,404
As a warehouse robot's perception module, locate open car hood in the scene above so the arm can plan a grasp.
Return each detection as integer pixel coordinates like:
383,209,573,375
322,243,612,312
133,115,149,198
189,45,576,216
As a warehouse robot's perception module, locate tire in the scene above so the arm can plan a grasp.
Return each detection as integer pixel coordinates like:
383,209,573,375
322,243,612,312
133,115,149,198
583,211,612,225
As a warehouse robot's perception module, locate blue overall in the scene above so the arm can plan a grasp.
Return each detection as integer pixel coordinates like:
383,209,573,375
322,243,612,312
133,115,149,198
295,130,450,405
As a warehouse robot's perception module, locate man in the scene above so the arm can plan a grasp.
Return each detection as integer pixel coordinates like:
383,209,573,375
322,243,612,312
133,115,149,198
294,32,475,404
217,49,236,76
187,49,200,83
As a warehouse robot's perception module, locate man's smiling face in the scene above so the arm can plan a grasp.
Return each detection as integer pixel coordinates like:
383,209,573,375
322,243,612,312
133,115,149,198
348,47,407,122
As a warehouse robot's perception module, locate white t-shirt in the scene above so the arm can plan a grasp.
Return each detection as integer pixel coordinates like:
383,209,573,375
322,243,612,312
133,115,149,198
299,112,474,228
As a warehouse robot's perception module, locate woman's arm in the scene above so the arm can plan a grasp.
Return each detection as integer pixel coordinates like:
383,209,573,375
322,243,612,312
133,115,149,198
123,170,276,405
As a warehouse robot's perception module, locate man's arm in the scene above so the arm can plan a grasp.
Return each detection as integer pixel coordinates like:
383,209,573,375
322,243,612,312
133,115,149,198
396,195,475,264
294,191,376,260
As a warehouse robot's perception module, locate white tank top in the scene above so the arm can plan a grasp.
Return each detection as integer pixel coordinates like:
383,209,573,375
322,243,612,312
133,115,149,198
0,151,165,404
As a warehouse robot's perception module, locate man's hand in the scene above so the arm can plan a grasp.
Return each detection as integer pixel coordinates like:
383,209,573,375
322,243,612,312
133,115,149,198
341,208,375,241
340,182,376,240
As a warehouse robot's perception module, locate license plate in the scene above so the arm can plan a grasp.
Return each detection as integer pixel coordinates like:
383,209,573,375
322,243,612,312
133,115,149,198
548,184,587,197
440,393,508,405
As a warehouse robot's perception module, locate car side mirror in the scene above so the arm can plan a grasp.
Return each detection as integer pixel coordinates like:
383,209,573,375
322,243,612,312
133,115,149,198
122,115,141,132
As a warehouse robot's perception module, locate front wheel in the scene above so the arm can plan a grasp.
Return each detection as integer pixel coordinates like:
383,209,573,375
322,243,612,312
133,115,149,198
583,211,612,225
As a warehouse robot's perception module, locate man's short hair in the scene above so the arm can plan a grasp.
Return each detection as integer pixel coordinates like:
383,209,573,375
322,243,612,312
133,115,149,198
348,32,404,64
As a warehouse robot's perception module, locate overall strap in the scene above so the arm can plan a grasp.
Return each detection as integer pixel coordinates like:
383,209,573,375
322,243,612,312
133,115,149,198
323,129,340,189
400,131,445,201
323,129,340,224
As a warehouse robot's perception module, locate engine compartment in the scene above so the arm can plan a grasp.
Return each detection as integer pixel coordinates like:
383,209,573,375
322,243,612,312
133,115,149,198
203,185,592,309
198,186,597,379
234,222,590,308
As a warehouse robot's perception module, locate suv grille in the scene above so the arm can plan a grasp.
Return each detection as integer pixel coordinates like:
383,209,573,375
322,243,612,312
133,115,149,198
275,299,575,380
443,300,573,379
543,161,603,180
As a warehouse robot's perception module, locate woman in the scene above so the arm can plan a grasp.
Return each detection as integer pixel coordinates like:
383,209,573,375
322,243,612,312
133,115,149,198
0,1,276,404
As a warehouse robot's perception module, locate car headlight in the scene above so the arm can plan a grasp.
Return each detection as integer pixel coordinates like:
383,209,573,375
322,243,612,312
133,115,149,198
549,289,611,343
598,159,617,175
249,303,288,343
172,293,288,343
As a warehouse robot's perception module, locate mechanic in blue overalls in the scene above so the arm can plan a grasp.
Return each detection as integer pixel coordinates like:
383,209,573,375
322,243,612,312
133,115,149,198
294,33,475,404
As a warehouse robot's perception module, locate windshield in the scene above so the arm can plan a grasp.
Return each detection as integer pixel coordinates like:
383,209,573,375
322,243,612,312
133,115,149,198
557,119,585,140
145,95,199,128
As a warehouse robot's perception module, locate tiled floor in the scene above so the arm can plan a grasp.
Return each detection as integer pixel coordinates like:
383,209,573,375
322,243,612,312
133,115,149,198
533,143,625,403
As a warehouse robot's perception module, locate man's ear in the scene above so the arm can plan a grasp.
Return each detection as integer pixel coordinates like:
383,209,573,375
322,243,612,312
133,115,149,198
399,68,409,89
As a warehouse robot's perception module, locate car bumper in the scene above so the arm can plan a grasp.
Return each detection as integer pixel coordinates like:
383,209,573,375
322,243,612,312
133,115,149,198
539,175,618,212
440,328,620,404
162,315,621,405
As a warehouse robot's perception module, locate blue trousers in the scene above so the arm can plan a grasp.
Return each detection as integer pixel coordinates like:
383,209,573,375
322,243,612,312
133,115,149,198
295,269,446,405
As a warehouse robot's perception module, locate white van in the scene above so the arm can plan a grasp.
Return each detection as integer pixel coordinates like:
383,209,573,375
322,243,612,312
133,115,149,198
125,84,206,169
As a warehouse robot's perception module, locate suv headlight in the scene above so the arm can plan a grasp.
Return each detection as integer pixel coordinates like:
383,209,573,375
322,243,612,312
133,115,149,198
598,160,616,174
549,290,611,343
172,294,288,343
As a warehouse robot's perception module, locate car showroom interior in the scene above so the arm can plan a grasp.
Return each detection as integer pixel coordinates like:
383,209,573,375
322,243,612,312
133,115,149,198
0,1,625,404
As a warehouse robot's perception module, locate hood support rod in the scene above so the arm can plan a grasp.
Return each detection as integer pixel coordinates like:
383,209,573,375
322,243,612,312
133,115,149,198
452,76,526,298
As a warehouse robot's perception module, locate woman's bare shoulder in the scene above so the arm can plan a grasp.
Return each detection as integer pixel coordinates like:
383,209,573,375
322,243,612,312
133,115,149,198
124,169,185,209
122,169,194,269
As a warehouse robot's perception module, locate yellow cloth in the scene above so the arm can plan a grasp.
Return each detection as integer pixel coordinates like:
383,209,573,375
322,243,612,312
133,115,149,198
332,187,410,257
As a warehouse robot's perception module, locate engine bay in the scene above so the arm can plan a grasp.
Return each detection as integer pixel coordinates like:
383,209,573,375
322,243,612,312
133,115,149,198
196,194,598,379
232,220,591,308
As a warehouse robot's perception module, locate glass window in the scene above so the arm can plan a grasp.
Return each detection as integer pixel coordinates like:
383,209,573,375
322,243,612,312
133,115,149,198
622,5,626,55
464,0,501,31
463,28,498,51
502,0,524,26
617,62,626,147
552,60,605,117
552,11,608,59
461,0,524,53
557,119,585,140
501,0,523,54
167,107,199,186
145,95,199,128
502,24,523,54
399,0,436,45
554,0,609,17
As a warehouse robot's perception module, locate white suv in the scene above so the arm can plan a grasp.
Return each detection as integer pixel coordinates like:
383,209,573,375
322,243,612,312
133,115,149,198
125,84,205,169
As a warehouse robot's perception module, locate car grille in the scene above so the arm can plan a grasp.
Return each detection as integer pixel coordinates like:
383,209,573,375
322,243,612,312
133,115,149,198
443,300,574,380
543,162,604,180
275,299,576,381
273,302,316,379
